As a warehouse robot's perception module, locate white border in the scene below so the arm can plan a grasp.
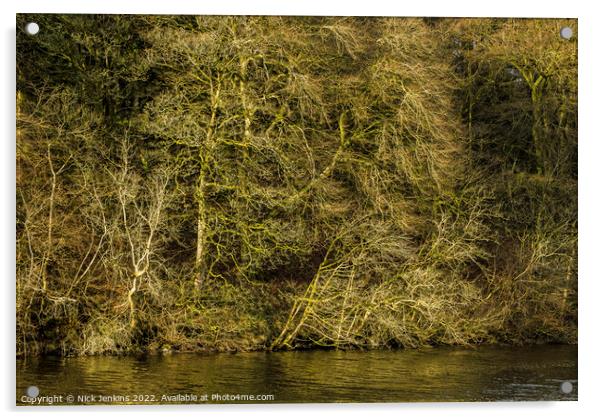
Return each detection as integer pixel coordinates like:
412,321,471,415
3,1,601,419
8,0,582,17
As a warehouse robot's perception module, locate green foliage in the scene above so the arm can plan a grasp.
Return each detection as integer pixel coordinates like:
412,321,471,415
16,16,577,356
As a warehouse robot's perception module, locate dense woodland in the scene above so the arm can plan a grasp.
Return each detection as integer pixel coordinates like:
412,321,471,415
16,15,577,356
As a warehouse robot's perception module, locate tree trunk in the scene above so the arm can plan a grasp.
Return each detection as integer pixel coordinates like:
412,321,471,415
194,75,220,289
128,276,138,328
530,75,546,174
195,174,207,289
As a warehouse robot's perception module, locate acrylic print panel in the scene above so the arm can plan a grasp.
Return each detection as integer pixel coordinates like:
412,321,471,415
16,14,577,405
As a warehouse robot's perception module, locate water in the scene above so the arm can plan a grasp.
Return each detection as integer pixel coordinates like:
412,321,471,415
16,344,577,404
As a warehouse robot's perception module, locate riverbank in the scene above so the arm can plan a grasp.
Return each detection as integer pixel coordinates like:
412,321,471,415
18,275,576,357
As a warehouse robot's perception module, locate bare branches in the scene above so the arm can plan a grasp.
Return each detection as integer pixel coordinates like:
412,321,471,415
16,16,577,355
106,136,172,327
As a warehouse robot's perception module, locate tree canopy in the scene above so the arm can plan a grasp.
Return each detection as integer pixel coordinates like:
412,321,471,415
16,15,577,355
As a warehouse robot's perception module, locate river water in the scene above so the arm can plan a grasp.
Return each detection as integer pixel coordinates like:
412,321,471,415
16,344,577,404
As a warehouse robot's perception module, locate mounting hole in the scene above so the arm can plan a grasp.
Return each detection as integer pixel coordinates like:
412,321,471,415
560,381,573,394
26,385,40,398
24,22,39,35
560,27,573,40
